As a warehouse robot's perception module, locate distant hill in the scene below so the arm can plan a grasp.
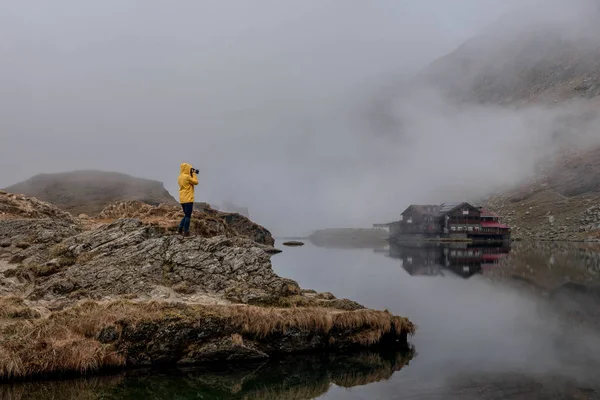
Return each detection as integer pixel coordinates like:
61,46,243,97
4,170,177,216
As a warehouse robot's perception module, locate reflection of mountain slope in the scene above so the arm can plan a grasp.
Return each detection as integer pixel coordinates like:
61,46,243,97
389,243,511,279
483,242,600,332
484,242,600,289
447,372,598,400
1,350,415,400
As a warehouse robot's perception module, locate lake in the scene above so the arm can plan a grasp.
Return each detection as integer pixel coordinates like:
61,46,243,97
3,241,600,399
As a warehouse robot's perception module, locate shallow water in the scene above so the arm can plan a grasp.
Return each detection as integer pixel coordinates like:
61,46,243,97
3,241,600,399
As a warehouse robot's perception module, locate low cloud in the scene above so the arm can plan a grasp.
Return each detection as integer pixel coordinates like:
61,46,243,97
1,0,599,235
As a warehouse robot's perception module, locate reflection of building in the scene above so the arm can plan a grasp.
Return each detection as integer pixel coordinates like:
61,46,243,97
375,202,510,242
388,242,511,279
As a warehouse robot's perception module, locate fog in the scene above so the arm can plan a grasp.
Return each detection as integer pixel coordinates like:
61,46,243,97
1,0,599,235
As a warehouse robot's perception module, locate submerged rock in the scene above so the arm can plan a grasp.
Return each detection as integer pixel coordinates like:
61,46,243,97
283,240,305,246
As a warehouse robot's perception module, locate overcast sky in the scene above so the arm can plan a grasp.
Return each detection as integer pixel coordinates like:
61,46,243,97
0,0,591,235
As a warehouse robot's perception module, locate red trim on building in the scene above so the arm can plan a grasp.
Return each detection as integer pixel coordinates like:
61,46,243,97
481,221,510,229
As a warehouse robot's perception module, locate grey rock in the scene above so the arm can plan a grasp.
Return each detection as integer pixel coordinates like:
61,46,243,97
30,219,299,303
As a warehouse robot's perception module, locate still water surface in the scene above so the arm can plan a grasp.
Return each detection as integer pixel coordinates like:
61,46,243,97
3,241,600,399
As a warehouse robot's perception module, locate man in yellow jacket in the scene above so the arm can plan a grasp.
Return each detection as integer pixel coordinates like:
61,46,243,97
177,162,199,236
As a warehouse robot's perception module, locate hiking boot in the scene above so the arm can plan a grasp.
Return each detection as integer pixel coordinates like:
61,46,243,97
183,232,191,237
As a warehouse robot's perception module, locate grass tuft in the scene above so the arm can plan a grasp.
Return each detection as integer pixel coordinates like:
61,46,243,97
0,297,41,320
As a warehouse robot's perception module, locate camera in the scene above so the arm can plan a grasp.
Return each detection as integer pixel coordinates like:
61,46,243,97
191,168,199,174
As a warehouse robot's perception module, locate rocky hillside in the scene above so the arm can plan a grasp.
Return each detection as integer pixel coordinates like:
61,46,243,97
4,171,177,216
481,146,600,241
0,192,415,381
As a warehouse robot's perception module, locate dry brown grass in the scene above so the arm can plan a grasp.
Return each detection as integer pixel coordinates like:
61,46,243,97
214,304,415,343
0,297,40,320
0,300,415,381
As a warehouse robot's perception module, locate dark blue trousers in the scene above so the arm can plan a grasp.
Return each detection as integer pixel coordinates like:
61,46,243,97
179,203,194,233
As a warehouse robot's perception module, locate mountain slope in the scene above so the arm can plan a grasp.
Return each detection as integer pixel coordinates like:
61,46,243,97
404,4,600,240
4,170,177,216
415,3,600,106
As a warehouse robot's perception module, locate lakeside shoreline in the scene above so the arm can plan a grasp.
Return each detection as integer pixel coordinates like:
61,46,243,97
0,192,415,382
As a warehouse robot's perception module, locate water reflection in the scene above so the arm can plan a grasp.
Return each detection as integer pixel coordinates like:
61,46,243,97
0,349,415,400
387,242,511,278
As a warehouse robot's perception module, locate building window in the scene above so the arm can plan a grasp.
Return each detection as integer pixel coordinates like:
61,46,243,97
399,215,403,221
468,226,473,232
462,209,469,215
407,218,412,224
457,226,463,231
451,226,456,231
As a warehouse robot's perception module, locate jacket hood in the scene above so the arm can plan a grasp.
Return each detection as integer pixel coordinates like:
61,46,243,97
180,163,192,175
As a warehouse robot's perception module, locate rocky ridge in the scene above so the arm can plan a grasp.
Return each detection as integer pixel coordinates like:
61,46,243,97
0,192,415,381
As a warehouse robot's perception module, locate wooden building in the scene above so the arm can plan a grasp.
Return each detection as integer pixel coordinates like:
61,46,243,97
379,202,510,242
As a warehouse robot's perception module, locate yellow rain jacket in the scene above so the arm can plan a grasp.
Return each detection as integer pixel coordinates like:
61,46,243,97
178,163,198,204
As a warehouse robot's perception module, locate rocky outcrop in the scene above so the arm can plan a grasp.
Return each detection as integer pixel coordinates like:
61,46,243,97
4,171,177,216
0,192,415,381
23,219,292,304
0,191,75,222
98,201,275,246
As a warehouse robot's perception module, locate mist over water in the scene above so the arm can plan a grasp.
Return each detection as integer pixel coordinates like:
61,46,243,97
1,0,600,236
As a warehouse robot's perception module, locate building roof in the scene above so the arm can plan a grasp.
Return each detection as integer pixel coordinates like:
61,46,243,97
480,208,501,218
481,221,510,229
434,202,477,217
402,205,441,216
